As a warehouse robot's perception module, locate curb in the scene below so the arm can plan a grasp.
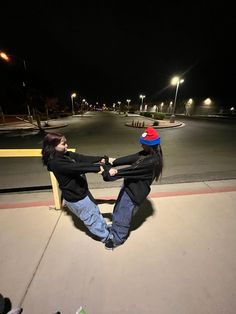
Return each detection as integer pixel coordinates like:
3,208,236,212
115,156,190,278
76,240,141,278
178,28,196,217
125,121,184,129
0,124,68,132
1,185,236,210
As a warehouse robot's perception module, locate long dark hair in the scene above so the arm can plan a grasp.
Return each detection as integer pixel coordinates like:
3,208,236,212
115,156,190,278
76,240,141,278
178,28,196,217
135,144,163,181
149,144,163,181
41,132,64,166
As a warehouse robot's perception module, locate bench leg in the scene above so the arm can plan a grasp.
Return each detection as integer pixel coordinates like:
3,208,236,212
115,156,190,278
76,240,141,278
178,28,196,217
49,172,62,210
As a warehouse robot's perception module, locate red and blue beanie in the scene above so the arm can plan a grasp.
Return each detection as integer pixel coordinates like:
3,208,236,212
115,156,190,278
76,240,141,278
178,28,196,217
139,127,160,146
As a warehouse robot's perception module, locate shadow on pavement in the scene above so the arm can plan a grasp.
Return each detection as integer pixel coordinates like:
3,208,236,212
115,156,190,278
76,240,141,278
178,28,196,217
63,206,101,242
62,197,155,243
130,198,155,231
95,199,116,205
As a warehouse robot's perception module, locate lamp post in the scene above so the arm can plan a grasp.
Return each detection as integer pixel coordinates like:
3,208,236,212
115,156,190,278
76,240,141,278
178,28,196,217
71,93,76,115
0,105,5,124
81,99,86,114
139,95,145,112
0,51,27,87
126,99,131,112
170,76,184,123
117,101,121,114
160,102,164,112
0,51,31,118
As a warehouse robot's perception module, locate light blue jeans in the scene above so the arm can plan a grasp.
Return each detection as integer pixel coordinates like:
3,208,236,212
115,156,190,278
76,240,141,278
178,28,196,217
65,195,109,242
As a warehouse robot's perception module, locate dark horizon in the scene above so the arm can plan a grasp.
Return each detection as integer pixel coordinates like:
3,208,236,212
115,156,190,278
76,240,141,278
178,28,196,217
0,2,235,109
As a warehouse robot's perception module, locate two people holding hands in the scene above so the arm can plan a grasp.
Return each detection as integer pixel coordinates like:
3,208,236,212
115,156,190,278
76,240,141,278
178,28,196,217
41,127,163,250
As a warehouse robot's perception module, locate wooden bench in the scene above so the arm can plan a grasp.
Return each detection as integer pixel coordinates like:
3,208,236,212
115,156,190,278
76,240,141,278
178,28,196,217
0,148,76,210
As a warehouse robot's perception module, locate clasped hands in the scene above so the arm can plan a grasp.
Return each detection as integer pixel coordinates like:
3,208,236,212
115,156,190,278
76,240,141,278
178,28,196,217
99,156,117,177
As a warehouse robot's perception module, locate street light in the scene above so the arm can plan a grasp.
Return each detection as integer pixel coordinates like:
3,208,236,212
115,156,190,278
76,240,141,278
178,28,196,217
126,99,131,112
0,52,8,60
139,95,145,112
160,102,164,112
0,51,27,87
117,101,121,114
170,76,184,122
71,93,76,115
81,99,86,113
0,51,31,118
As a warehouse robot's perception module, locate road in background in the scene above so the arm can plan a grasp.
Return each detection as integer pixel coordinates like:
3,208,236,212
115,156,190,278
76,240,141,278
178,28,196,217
0,112,236,190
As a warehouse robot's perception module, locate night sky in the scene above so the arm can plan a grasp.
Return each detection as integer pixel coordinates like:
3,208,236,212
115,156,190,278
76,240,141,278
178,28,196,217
0,1,235,108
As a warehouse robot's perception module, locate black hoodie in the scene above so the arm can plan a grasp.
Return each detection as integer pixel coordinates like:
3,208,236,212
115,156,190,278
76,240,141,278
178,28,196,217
103,150,162,205
47,151,102,202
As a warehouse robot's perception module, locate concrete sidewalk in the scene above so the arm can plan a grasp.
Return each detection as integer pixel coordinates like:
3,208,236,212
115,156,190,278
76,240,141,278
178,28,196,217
0,179,236,314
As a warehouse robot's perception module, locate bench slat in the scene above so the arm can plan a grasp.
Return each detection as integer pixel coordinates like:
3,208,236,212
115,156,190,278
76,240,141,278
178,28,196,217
0,148,76,210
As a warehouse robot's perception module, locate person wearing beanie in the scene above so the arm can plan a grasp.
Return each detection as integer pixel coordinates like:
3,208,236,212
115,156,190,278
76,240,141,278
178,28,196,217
102,127,163,250
41,132,111,243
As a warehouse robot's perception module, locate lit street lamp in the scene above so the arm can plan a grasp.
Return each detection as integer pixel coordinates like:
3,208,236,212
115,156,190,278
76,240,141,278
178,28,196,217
0,51,27,87
126,99,131,112
160,102,164,112
71,93,76,115
0,51,31,118
139,94,145,112
170,76,184,122
0,52,8,61
81,99,87,113
117,101,121,114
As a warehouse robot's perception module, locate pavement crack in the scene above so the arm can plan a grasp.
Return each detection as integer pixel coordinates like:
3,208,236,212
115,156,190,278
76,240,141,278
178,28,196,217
19,209,63,307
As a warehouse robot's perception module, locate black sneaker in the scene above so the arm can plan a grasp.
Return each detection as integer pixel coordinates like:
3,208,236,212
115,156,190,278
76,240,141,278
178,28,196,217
105,239,123,250
105,238,115,250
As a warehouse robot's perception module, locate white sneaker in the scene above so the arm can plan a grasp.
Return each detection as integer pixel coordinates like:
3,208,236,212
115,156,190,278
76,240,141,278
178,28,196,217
7,309,23,314
75,306,86,314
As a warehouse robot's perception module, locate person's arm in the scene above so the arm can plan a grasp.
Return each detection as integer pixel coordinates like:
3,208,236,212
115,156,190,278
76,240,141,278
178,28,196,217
102,157,155,181
50,157,102,175
68,151,104,164
117,164,152,177
112,152,141,166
